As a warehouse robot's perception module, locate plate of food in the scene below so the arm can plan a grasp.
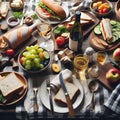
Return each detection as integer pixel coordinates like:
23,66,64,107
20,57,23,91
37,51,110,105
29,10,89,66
35,0,70,24
39,76,84,113
0,72,27,106
89,18,120,51
53,10,99,51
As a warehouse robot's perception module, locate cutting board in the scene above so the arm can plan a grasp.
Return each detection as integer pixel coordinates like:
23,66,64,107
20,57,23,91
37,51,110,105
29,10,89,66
53,10,100,52
97,62,119,91
89,31,120,52
0,35,37,70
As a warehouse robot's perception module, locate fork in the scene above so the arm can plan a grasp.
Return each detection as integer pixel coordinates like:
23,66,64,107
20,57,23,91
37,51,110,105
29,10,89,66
46,79,54,115
33,87,39,112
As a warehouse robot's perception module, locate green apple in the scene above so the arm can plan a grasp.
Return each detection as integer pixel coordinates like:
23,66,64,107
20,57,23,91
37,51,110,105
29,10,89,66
106,68,120,83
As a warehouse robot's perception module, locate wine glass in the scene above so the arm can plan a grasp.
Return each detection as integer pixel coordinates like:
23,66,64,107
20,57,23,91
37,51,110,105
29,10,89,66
37,19,54,52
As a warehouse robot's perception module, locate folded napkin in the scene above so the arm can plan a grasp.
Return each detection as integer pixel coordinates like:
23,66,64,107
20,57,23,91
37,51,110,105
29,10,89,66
50,69,72,92
104,83,120,115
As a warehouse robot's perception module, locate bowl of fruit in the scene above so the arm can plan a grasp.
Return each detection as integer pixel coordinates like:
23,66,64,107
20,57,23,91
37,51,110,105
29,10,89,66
18,44,50,73
90,0,113,17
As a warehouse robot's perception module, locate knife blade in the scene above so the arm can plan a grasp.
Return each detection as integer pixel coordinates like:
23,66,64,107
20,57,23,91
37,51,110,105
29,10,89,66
108,57,120,70
59,73,75,117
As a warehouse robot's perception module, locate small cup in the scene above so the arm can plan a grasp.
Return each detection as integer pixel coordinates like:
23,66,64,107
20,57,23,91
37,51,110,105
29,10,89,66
95,51,107,65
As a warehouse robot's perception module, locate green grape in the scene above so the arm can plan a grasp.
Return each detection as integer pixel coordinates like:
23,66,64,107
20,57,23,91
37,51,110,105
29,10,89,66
37,48,44,53
25,59,31,65
34,58,40,64
23,51,29,56
30,54,36,59
25,64,31,70
39,64,44,69
34,44,39,50
30,49,37,54
26,46,31,51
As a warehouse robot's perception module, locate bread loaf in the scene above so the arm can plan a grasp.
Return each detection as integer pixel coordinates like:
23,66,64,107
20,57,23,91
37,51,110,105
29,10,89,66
54,81,79,105
0,72,24,98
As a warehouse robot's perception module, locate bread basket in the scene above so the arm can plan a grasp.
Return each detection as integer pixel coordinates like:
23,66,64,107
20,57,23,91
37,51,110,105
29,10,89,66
10,0,24,11
115,0,120,21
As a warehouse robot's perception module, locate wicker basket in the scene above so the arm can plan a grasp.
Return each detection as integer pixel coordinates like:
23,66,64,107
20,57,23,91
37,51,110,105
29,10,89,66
10,0,24,11
115,0,120,21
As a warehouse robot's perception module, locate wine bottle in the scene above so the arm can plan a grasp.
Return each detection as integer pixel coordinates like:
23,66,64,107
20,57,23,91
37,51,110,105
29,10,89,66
0,20,40,49
69,11,83,54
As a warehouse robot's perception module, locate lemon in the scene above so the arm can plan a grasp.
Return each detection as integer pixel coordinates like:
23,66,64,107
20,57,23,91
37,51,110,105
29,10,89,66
43,51,50,59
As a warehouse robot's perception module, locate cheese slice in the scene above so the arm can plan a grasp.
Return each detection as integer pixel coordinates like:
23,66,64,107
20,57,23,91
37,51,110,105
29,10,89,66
0,72,24,98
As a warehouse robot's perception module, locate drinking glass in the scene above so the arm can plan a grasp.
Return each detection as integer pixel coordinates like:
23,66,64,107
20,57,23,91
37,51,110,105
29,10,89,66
37,20,54,52
95,51,107,65
73,54,89,81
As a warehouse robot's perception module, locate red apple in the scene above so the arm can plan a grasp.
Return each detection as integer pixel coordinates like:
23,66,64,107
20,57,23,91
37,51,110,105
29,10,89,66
113,48,120,62
106,68,120,83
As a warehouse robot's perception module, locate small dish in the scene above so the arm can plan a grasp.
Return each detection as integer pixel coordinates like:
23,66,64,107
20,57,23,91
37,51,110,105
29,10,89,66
90,0,113,17
7,16,20,27
10,0,24,11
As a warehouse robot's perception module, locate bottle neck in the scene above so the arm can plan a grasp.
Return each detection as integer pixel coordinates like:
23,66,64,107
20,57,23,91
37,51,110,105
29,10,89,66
29,20,40,32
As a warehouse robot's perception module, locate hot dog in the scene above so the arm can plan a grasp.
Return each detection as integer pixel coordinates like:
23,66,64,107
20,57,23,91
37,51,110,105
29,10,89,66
35,0,66,21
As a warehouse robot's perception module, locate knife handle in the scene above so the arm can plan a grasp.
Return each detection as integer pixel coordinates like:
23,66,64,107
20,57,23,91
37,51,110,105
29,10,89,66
66,95,75,117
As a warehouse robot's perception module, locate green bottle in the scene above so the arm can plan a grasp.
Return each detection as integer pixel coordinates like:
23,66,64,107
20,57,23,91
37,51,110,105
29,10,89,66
69,11,83,54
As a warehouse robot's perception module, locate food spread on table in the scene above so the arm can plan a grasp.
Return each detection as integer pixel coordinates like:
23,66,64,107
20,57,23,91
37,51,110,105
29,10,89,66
0,0,120,118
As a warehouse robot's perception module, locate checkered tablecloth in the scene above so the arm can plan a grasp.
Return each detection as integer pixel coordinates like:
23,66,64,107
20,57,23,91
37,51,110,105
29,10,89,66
1,66,119,119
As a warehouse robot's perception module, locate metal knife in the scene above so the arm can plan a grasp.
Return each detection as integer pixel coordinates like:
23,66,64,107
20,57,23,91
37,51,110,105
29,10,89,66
59,73,75,117
108,57,120,70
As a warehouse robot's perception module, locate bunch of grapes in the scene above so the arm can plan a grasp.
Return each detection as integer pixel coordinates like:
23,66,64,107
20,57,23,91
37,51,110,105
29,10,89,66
19,44,50,71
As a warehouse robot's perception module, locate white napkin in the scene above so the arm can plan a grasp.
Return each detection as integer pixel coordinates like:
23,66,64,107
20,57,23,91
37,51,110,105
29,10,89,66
50,69,72,92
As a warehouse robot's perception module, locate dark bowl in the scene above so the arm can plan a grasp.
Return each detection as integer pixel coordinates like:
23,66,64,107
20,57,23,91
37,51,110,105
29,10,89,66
18,45,51,74
90,0,113,17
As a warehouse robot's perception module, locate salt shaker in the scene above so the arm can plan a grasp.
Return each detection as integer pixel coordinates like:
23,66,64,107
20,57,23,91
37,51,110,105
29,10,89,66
84,47,95,63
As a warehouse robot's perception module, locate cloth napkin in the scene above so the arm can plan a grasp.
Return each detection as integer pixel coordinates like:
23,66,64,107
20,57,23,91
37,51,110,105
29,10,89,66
50,69,72,92
104,83,120,115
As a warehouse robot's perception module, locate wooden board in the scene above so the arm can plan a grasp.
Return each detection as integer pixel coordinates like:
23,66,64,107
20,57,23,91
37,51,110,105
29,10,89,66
53,10,100,52
97,62,119,91
0,36,37,70
89,29,120,52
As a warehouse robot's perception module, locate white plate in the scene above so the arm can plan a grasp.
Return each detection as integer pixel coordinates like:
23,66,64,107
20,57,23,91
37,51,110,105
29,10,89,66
40,77,84,113
36,3,70,24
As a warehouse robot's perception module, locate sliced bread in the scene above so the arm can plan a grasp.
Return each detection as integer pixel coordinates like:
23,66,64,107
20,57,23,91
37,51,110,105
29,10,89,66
54,81,79,105
0,72,24,98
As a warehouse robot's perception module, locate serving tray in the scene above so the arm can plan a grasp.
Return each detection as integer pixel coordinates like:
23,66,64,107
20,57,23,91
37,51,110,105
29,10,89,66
53,10,100,52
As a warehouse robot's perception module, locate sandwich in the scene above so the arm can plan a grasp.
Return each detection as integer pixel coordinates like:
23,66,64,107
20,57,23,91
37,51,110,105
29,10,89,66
100,18,113,41
35,0,66,21
54,81,79,106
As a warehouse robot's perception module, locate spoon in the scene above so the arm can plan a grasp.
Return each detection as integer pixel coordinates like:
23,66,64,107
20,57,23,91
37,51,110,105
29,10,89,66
88,79,99,110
